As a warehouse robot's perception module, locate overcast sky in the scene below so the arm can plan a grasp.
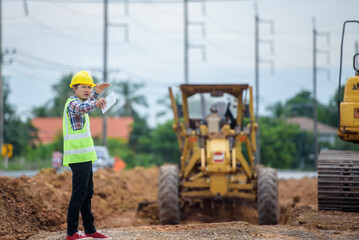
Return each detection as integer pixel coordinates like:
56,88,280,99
2,0,359,126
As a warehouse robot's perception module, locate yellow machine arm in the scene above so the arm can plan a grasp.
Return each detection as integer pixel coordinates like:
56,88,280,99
169,87,184,150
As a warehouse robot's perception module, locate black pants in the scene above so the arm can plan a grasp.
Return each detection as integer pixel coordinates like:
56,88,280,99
67,161,96,236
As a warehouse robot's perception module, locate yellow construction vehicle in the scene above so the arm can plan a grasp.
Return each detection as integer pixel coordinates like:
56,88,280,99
318,20,359,212
158,84,279,225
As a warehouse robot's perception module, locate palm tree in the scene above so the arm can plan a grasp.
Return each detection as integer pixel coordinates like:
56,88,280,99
111,80,148,118
266,101,285,119
156,90,181,119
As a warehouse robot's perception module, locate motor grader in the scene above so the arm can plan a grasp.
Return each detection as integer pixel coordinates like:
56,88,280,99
158,84,279,225
317,20,359,212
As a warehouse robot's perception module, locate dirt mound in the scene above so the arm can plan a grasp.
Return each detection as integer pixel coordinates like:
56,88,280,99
91,167,159,226
278,177,317,224
278,177,359,232
0,171,68,240
0,167,159,240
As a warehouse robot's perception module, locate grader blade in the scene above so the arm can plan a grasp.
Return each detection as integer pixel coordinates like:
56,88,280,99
318,150,359,212
137,201,158,212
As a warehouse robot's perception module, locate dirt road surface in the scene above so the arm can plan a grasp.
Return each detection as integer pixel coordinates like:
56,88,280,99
1,167,359,240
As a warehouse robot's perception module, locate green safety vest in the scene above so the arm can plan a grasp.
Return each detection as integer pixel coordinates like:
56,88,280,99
62,98,97,166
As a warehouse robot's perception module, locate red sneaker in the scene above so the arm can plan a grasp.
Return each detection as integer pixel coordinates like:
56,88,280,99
85,231,111,239
66,231,92,240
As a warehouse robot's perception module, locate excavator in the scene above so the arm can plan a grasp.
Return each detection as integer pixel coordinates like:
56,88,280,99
318,20,359,212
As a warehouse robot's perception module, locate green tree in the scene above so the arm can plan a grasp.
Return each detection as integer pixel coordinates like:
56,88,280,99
125,119,180,167
150,120,180,166
284,90,314,117
110,80,151,156
156,91,181,119
128,116,152,153
111,80,148,118
266,102,285,119
260,117,314,169
267,89,334,126
3,78,37,156
318,86,344,127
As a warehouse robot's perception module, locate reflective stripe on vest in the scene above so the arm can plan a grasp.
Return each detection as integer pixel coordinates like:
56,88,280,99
64,108,92,141
63,98,97,166
64,146,96,156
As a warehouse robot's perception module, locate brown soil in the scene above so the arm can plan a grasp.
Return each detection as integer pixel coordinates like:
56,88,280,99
1,167,359,240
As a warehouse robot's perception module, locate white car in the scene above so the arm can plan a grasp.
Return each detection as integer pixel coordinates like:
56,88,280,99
56,146,114,173
93,146,115,172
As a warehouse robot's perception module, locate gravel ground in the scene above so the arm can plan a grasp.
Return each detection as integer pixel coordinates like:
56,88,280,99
28,221,359,240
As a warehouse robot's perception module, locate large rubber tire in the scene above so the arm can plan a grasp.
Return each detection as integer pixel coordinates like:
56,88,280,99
257,167,279,225
158,165,180,225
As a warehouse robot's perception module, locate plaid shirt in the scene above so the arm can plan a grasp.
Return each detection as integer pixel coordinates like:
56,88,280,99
67,92,99,131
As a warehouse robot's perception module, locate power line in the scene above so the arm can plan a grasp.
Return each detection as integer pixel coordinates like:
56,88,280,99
114,70,181,86
17,49,85,69
13,58,73,73
51,2,102,19
28,16,102,46
206,39,252,59
206,15,250,36
275,55,308,68
4,66,60,80
3,16,26,20
128,15,181,42
147,2,182,17
128,42,182,64
206,61,249,79
6,11,126,47
9,49,125,75
5,0,254,3
272,74,308,89
276,35,310,52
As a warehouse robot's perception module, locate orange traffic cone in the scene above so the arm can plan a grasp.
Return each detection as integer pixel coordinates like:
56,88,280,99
113,156,126,172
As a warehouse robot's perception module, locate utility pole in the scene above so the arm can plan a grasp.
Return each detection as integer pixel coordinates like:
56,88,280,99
0,0,3,157
103,0,108,147
184,0,188,83
183,0,206,84
312,17,330,165
254,13,260,164
254,2,274,164
102,0,129,147
254,13,259,124
23,0,28,16
102,0,128,147
312,20,317,166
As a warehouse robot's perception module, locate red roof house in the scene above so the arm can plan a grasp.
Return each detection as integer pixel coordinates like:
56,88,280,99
285,117,336,135
32,117,133,144
286,116,337,145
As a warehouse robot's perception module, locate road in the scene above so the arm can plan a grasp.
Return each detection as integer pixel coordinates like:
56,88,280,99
277,170,316,179
0,170,39,177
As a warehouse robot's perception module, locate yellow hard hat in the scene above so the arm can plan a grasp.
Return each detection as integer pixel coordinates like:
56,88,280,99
69,71,96,88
